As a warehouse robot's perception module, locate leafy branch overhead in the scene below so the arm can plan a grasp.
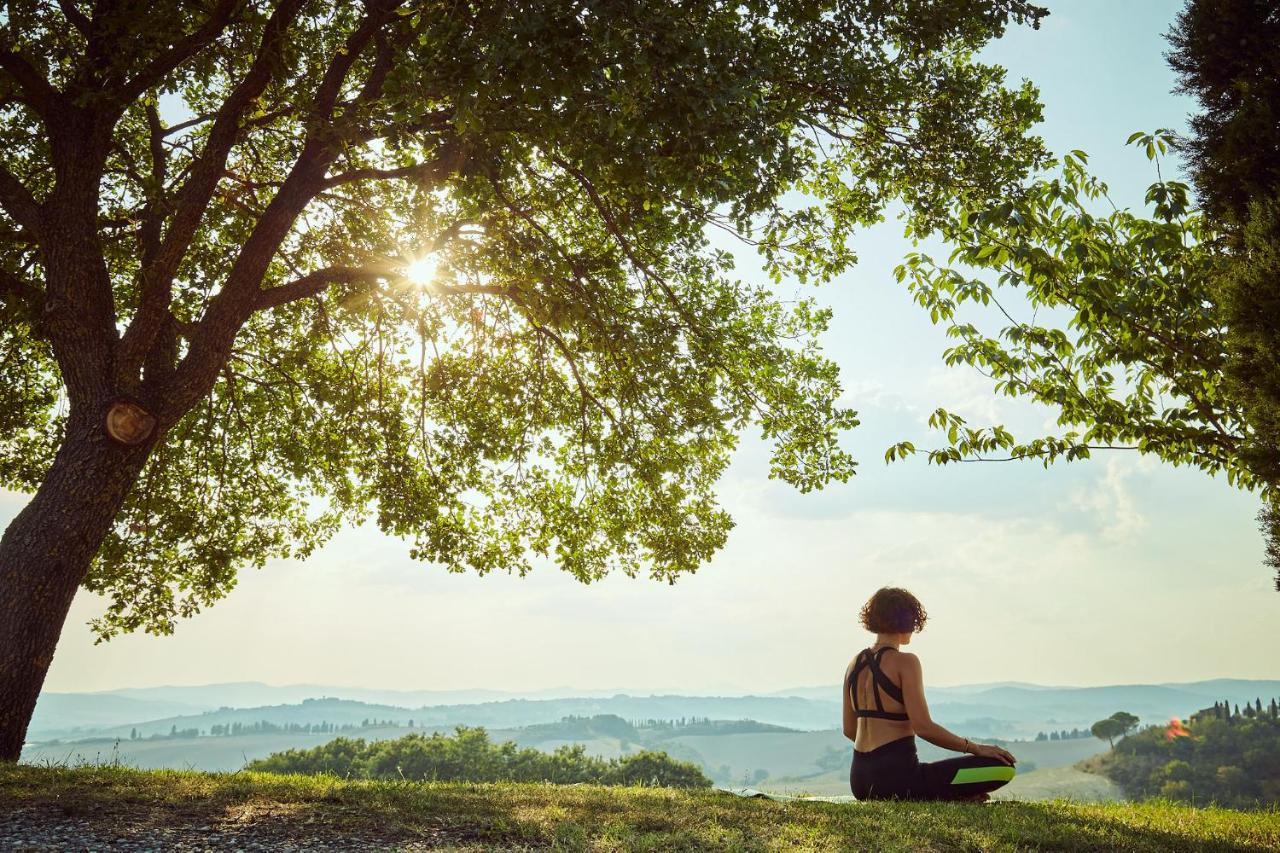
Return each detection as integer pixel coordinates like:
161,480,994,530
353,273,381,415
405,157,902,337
0,1,1049,639
891,131,1249,487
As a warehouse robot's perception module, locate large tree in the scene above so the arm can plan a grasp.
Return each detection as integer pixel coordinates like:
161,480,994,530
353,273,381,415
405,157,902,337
1167,0,1280,578
0,0,1048,759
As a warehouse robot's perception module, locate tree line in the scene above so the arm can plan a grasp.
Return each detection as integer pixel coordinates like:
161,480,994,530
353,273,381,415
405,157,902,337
1033,728,1091,742
246,726,710,789
124,718,408,740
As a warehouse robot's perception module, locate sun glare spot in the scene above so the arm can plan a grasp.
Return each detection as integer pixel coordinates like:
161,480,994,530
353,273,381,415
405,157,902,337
404,255,438,287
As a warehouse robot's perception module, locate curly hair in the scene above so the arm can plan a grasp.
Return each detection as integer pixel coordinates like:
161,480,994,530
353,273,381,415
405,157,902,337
859,587,927,634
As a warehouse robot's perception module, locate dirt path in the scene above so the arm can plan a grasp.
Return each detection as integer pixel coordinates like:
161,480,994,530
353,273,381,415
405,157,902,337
0,804,493,851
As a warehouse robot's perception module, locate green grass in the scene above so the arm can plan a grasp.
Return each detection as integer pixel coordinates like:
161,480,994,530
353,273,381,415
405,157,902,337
3,763,1278,851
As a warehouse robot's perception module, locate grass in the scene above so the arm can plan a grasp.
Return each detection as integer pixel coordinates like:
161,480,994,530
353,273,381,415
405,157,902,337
2,763,1278,851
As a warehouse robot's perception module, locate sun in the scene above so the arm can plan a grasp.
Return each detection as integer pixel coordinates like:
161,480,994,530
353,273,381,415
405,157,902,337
404,255,438,287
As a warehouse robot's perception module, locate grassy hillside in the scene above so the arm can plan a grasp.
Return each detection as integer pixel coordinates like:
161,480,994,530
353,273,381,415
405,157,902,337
3,765,1276,851
23,717,1113,800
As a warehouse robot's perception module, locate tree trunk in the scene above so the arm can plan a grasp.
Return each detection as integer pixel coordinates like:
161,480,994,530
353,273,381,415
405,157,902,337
0,413,151,761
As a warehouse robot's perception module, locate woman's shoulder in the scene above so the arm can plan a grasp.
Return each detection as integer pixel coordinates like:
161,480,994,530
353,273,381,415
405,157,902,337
883,648,921,672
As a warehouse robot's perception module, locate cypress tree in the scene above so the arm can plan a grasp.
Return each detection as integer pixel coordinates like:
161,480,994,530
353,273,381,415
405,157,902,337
1167,0,1280,585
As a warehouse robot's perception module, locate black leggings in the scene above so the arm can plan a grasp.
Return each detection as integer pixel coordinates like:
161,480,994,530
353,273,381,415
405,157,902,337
850,735,1015,800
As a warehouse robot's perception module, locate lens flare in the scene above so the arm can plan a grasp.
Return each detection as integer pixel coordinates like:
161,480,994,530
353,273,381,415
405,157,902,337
404,255,437,286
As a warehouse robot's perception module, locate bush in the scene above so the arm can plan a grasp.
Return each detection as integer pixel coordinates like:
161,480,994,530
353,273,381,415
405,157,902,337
246,727,711,788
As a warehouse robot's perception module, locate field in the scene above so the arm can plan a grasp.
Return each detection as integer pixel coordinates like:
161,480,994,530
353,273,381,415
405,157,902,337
3,764,1276,851
23,720,1117,803
21,726,445,772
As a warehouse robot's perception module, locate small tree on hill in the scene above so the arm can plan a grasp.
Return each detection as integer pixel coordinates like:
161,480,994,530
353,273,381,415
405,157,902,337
1091,717,1126,749
1110,711,1140,736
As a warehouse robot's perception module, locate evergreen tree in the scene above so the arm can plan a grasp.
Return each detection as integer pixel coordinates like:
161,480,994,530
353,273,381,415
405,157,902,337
1167,0,1280,582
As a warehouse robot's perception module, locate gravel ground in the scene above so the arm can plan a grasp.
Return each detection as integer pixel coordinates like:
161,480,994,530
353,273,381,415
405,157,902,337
0,805,479,851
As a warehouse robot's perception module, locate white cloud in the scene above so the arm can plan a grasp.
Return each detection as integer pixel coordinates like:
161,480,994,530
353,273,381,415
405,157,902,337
1065,456,1153,543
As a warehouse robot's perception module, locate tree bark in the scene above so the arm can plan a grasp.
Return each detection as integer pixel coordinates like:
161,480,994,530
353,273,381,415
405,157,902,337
0,411,152,761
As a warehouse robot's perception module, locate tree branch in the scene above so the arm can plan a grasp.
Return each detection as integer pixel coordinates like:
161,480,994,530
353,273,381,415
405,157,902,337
0,265,42,312
520,310,621,432
117,0,306,385
322,155,461,189
256,265,391,310
118,0,241,104
55,0,91,36
309,6,397,123
0,163,42,235
257,264,511,310
0,47,64,121
140,103,167,266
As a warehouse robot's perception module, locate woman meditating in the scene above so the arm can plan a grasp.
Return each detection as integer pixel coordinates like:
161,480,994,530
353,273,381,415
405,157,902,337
843,587,1016,801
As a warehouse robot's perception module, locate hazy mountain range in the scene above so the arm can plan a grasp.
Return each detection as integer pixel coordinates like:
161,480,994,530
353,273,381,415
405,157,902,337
30,678,1280,744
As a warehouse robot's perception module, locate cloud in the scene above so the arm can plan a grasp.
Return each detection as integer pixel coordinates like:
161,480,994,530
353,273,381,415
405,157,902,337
1064,456,1152,543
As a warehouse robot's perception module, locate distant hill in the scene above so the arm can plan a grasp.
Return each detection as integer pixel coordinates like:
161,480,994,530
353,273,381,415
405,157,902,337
770,681,1064,700
30,677,1280,743
20,709,1111,799
30,694,838,744
28,693,208,738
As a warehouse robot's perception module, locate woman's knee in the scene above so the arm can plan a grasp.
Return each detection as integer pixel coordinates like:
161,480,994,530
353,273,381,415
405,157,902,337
948,759,1015,791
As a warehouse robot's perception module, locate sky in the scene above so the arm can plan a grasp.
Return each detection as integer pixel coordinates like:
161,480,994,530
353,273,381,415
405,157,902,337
19,0,1280,696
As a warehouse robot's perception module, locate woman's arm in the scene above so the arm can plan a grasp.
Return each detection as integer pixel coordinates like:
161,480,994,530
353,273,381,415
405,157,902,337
841,661,856,741
898,652,1015,764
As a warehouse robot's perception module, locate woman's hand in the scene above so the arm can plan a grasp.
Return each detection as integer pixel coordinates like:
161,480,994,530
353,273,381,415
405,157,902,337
970,743,1016,765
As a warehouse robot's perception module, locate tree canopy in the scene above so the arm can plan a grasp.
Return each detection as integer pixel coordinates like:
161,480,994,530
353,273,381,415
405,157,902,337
0,0,1048,644
889,134,1245,487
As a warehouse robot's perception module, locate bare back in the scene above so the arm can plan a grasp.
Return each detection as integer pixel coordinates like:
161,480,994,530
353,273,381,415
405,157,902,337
847,647,914,751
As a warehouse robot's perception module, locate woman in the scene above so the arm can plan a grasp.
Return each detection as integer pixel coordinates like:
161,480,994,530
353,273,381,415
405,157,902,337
843,587,1017,801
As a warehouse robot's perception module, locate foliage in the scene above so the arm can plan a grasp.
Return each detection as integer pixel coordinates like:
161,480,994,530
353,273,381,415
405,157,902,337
890,135,1244,482
1111,712,1140,736
5,764,1280,851
0,0,1050,638
1166,2,1280,590
890,0,1280,590
1091,712,1138,748
1090,699,1280,809
244,725,711,788
1165,0,1280,227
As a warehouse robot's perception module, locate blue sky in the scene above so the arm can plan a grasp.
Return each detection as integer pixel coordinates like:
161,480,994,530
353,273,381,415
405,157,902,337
26,0,1279,695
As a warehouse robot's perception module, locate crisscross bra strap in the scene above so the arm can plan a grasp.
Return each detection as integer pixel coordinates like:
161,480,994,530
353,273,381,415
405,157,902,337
849,647,909,721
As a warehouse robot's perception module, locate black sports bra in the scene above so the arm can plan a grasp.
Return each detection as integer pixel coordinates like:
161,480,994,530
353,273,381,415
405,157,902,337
848,646,909,722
